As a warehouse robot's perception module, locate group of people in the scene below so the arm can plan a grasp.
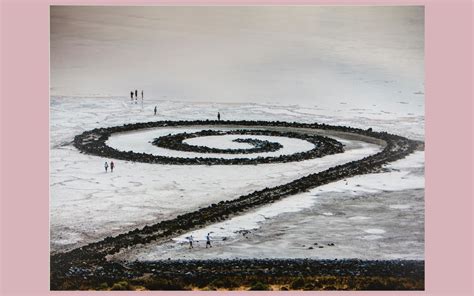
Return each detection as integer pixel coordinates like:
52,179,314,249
104,161,115,173
186,233,212,249
130,89,144,103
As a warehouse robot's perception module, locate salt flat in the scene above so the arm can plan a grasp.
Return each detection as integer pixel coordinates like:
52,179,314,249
118,151,423,261
50,96,424,261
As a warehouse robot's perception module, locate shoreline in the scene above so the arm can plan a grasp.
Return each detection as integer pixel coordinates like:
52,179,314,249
53,258,424,290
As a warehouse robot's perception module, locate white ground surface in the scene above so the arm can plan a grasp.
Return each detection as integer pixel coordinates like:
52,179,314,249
117,151,424,261
50,97,424,260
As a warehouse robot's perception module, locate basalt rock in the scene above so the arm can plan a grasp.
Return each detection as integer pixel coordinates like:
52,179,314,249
74,122,346,165
52,259,424,290
153,129,286,154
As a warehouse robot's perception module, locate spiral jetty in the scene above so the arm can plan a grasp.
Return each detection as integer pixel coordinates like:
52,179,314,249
52,120,424,290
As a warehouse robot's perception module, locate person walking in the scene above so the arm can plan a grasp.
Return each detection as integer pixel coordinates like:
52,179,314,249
187,235,194,249
217,112,221,121
154,105,157,116
104,161,109,172
110,161,115,173
206,233,212,248
130,91,134,101
135,90,138,104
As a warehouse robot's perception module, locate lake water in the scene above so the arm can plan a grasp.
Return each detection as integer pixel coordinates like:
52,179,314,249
50,6,424,115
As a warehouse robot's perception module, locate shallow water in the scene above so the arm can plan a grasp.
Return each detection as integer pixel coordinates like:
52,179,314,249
50,6,424,114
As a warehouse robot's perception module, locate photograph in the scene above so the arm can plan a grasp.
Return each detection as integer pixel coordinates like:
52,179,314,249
49,5,425,290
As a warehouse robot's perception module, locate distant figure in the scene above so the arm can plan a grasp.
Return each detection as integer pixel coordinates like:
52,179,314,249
206,233,212,248
154,105,157,116
141,90,144,100
217,112,221,121
104,161,109,172
135,89,138,98
110,161,115,173
130,91,134,101
187,235,194,249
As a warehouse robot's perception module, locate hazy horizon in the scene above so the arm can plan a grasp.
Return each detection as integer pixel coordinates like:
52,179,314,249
50,6,424,112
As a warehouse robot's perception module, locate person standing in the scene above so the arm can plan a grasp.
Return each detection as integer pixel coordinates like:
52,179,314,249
217,112,221,121
154,105,157,116
104,161,109,172
110,161,115,173
130,91,134,101
135,90,138,104
187,235,194,249
206,233,212,248
141,90,144,100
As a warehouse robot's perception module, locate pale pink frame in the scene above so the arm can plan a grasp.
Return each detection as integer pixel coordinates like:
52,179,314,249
0,0,472,295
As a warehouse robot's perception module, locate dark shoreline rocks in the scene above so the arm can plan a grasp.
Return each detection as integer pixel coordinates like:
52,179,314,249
52,120,423,290
53,259,424,290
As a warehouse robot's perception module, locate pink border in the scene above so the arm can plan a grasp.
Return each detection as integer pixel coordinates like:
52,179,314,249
1,0,473,295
